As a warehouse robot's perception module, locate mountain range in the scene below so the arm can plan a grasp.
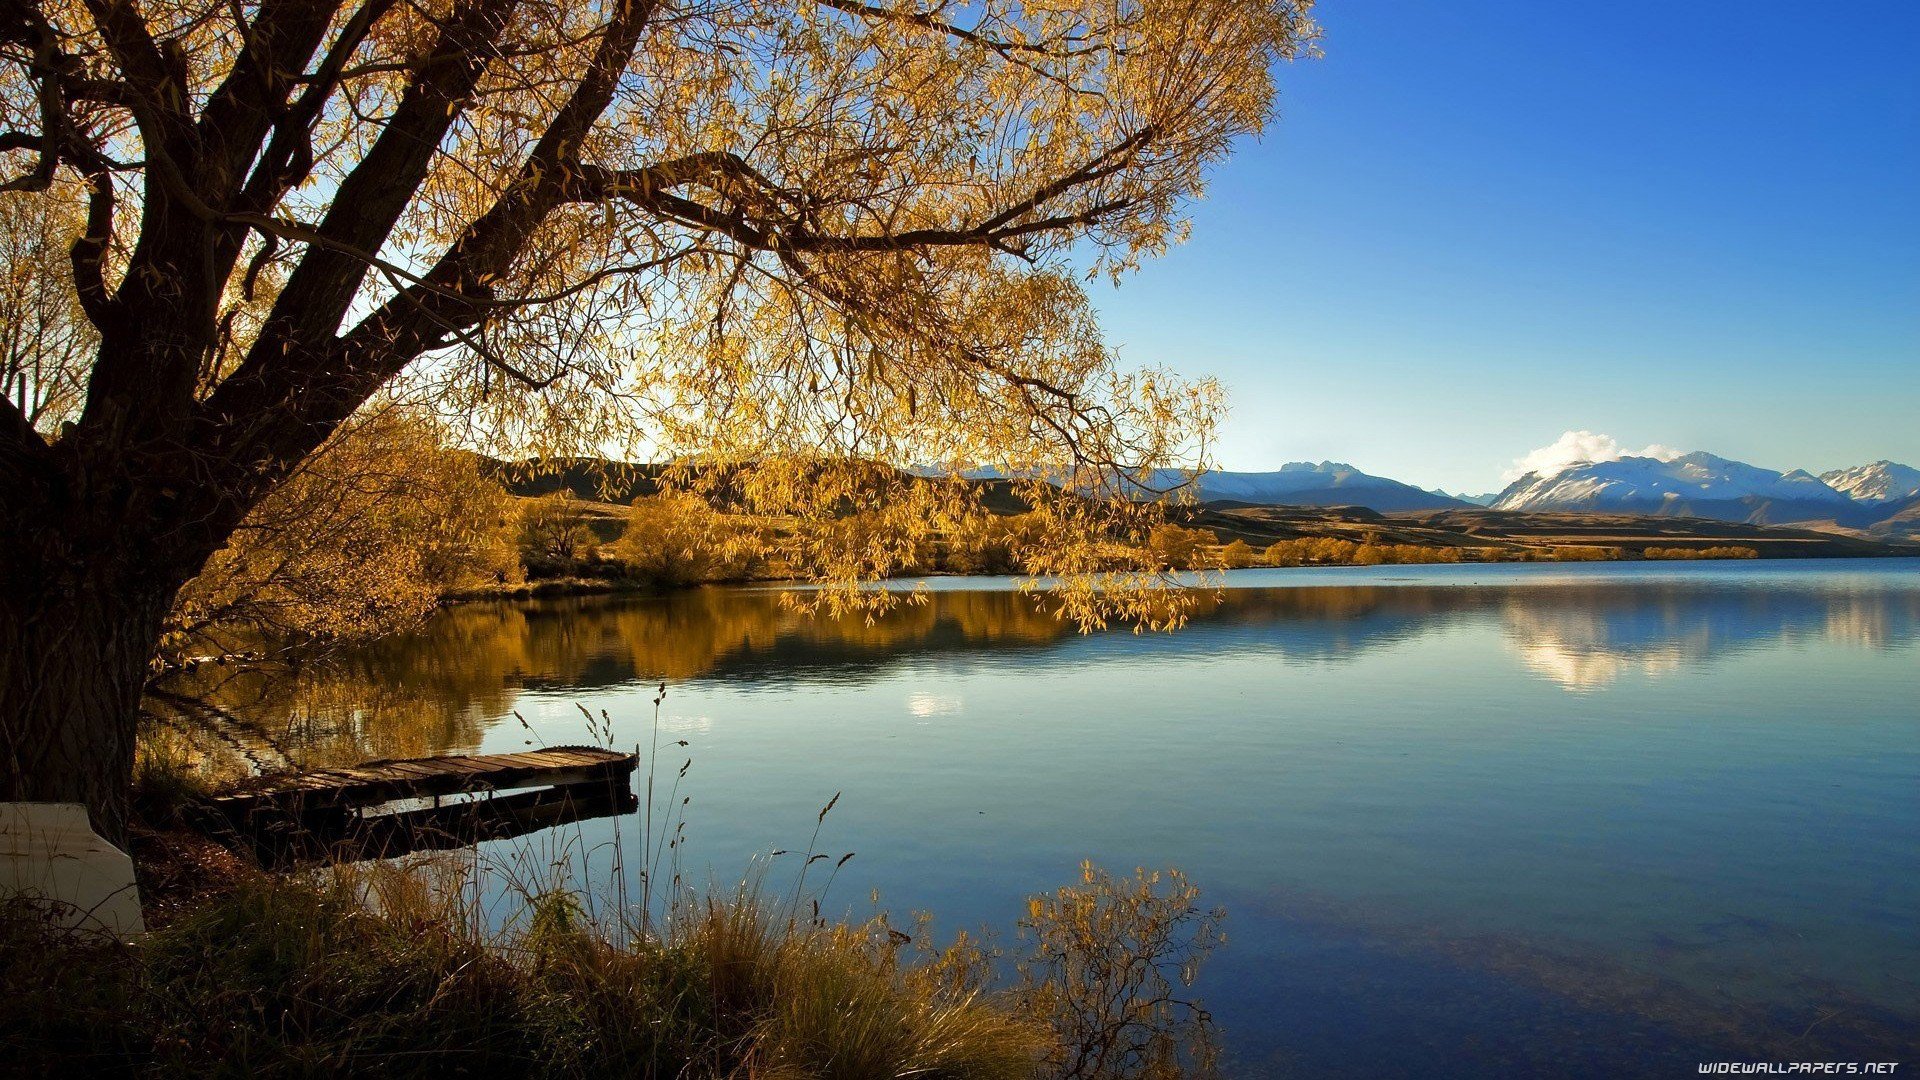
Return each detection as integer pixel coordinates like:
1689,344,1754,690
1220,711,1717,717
1147,461,1467,512
497,453,1920,543
1492,452,1860,524
1170,456,1920,539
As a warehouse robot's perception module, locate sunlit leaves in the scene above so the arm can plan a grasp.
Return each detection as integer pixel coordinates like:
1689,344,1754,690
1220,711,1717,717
164,405,521,665
3,0,1318,630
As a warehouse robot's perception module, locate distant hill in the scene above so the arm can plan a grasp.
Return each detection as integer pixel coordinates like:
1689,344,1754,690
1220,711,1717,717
477,456,667,502
481,453,1920,544
497,457,1472,514
1192,504,1915,560
482,456,1043,518
1864,494,1920,543
1142,462,1472,513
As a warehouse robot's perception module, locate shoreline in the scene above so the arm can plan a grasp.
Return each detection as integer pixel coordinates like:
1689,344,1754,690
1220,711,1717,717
440,546,1920,607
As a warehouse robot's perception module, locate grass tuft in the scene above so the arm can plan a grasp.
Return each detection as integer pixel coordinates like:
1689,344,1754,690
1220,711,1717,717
1,864,1058,1079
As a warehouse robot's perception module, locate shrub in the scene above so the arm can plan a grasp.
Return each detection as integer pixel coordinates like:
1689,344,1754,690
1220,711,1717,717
1145,524,1217,570
1643,545,1759,560
1262,539,1306,567
944,512,1050,575
517,491,600,567
1549,546,1620,562
1218,539,1256,569
1261,537,1463,567
611,491,760,586
1,857,1225,1079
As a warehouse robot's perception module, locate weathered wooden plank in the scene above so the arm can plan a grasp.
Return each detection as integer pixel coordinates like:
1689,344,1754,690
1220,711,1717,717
210,748,638,825
478,754,555,769
378,762,448,781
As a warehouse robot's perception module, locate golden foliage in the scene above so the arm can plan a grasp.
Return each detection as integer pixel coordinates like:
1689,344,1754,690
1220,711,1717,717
612,490,762,585
1644,545,1759,560
1262,537,1463,567
4,0,1321,634
1143,523,1216,571
1014,862,1225,1079
1217,538,1255,568
943,511,1052,575
166,408,520,663
1549,546,1619,562
0,188,92,429
516,491,601,566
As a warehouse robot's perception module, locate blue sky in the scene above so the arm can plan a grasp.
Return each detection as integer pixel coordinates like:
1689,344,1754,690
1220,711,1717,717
1089,1,1919,494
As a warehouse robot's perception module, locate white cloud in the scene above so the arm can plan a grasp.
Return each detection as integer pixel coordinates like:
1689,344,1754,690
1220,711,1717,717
1503,430,1684,483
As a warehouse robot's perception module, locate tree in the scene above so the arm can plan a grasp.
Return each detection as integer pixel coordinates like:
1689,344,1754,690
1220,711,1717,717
611,490,750,585
1144,522,1213,571
1218,538,1253,568
0,184,91,428
944,510,1048,575
0,0,1317,836
165,405,520,666
516,490,598,567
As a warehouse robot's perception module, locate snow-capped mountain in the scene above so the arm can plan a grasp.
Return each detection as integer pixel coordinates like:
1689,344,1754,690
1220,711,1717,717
949,449,1920,527
1820,461,1920,504
1146,462,1471,512
1492,452,1862,525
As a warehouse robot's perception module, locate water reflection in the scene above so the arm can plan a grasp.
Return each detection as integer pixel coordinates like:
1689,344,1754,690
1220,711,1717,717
1494,581,1920,689
163,563,1920,763
153,563,1920,1072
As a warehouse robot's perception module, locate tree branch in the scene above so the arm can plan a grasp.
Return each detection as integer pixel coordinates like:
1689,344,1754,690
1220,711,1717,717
196,0,347,207
560,125,1149,256
813,0,1108,59
68,165,119,330
235,0,400,216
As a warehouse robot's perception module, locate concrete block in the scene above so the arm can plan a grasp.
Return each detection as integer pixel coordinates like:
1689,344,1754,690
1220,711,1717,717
1,802,145,940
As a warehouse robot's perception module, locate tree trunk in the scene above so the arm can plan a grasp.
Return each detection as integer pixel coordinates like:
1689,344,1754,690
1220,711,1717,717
0,538,177,846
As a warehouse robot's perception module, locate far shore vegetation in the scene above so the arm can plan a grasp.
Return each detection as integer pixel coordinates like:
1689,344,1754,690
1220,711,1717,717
162,410,1795,667
162,413,1787,676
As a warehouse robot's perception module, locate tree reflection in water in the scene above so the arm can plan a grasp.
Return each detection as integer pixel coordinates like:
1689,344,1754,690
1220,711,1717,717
158,570,1920,766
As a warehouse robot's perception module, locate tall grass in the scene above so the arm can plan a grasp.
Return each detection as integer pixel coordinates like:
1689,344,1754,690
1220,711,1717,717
4,853,1219,1078
10,693,1227,1078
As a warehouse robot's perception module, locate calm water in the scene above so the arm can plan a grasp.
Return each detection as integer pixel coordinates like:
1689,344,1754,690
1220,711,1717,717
203,560,1920,1075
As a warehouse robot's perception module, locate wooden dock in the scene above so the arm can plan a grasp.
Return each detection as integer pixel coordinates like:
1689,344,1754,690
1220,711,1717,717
205,746,638,866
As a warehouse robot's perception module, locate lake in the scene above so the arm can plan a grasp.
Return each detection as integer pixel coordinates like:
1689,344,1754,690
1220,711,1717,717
199,559,1920,1076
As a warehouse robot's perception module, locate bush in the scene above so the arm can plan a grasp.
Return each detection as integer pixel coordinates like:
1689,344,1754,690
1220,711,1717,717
1145,524,1217,570
610,491,760,586
2,858,1225,1079
167,408,523,653
1261,537,1462,567
1218,539,1256,569
517,491,600,567
944,512,1049,575
1643,545,1759,560
1549,546,1621,562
